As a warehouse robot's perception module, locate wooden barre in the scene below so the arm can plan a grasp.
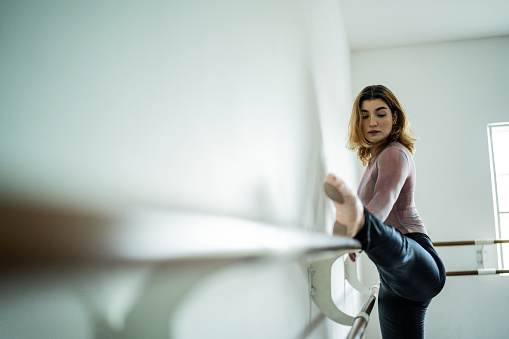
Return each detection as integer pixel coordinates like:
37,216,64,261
447,269,509,276
433,240,509,247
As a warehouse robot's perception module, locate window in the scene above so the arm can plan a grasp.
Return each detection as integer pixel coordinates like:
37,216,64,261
487,122,509,268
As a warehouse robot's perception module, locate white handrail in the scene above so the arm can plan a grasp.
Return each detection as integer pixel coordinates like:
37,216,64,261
0,202,361,265
1,201,365,338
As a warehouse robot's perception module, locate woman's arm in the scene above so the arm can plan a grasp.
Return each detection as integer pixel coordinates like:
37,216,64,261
365,147,409,222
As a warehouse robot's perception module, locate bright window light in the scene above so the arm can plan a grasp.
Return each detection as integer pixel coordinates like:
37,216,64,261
487,122,509,268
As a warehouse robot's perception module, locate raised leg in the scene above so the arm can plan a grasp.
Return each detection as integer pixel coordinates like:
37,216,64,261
323,174,446,301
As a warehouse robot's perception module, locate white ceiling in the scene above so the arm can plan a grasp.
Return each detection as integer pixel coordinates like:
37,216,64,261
339,0,509,51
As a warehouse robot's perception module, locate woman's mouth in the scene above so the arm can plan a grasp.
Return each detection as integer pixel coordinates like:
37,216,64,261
368,131,380,135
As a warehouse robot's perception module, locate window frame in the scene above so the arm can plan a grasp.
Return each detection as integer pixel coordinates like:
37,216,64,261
487,122,509,269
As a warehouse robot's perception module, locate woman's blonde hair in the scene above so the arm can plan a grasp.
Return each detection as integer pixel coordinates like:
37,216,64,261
347,85,417,166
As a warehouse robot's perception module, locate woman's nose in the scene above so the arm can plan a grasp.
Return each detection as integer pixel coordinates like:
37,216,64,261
369,117,377,126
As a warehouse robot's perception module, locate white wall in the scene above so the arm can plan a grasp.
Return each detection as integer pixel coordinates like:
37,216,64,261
351,36,509,338
0,1,361,338
0,0,357,227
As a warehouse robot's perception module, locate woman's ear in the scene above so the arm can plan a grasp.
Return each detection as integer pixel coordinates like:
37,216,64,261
392,112,398,124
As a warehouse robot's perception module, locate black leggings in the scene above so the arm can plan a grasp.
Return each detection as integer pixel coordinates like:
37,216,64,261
355,209,446,338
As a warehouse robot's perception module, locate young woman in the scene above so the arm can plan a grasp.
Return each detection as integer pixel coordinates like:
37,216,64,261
324,85,446,338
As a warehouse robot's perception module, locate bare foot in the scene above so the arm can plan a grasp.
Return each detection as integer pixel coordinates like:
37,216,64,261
324,174,365,238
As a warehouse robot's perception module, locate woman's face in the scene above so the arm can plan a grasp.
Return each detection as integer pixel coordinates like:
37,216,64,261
360,98,396,151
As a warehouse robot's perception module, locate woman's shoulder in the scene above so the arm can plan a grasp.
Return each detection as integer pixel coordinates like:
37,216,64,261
384,142,412,156
378,142,411,163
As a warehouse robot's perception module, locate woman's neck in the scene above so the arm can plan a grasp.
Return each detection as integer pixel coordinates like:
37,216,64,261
369,141,390,163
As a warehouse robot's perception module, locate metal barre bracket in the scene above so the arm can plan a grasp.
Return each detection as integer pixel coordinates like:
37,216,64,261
344,255,370,294
308,251,373,325
309,251,354,325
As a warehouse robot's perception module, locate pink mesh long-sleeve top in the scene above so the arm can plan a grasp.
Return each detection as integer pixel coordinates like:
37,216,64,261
357,142,427,235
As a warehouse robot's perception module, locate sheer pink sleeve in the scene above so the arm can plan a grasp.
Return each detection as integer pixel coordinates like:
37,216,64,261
366,147,409,222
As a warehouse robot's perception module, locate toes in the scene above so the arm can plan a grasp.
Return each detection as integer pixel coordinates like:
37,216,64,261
324,174,348,204
324,182,344,204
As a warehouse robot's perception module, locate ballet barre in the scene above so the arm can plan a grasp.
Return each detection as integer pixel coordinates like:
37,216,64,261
346,282,379,339
1,200,364,338
433,239,509,246
446,269,509,276
433,239,509,276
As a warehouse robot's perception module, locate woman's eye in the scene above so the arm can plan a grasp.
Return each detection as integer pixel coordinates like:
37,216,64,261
377,114,387,118
362,115,369,119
